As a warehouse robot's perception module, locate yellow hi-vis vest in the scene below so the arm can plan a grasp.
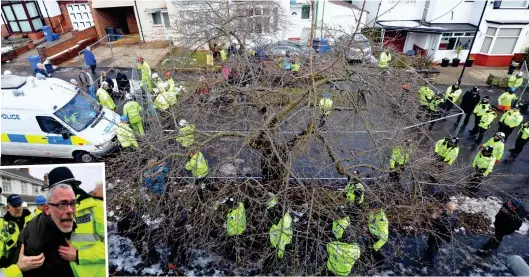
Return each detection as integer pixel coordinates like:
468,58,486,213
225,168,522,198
270,213,293,258
116,123,138,148
482,138,504,161
519,124,529,140
122,101,143,124
390,146,410,169
332,216,350,240
472,152,495,176
368,209,389,251
185,152,209,178
418,86,434,106
478,111,497,129
136,62,152,91
508,75,523,89
70,197,106,277
0,264,22,277
444,86,462,103
498,92,518,107
0,213,34,262
473,103,491,117
176,124,196,148
434,139,459,166
96,88,116,110
326,241,361,276
319,98,333,115
226,203,246,236
346,182,364,204
378,52,391,68
500,110,523,128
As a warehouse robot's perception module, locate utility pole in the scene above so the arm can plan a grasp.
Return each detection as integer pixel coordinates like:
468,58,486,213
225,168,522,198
458,0,488,83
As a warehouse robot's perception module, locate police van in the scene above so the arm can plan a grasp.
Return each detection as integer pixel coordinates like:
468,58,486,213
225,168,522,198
1,75,120,162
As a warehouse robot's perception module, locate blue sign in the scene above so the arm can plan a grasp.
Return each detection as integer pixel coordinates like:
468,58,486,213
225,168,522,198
1,114,20,120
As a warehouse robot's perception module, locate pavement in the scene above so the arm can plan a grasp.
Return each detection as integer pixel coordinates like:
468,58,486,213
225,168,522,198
435,65,513,86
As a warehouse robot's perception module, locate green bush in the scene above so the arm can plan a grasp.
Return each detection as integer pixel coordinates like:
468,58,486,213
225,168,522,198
523,47,529,65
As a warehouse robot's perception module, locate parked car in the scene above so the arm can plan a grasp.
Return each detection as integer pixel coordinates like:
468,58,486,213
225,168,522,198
335,33,372,62
262,41,316,61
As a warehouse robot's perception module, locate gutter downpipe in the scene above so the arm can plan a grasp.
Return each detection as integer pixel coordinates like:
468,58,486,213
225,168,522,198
41,0,55,32
134,0,145,42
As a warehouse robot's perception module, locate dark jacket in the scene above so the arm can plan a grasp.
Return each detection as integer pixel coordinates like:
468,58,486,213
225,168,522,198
116,72,130,91
83,50,97,66
459,90,481,114
431,210,459,241
34,68,49,77
494,202,525,235
15,213,75,277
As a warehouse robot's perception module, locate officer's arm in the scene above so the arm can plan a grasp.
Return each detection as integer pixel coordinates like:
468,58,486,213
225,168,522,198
496,145,504,161
389,152,396,169
500,112,506,122
77,204,106,265
373,222,389,251
498,94,505,103
447,148,459,166
1,264,22,277
434,140,443,153
483,160,494,176
185,159,192,171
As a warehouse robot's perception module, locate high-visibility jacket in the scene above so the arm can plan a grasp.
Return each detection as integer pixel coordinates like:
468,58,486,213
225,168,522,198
0,265,22,277
444,86,462,103
378,52,391,68
176,124,196,148
368,209,389,251
390,146,410,169
70,197,105,277
154,91,172,111
483,138,504,161
508,75,523,89
164,79,178,106
332,216,350,240
0,212,34,262
292,63,300,72
206,53,214,66
326,241,361,277
270,213,293,258
345,182,364,204
96,88,116,110
478,111,497,129
472,152,495,176
434,139,459,166
35,208,43,215
429,97,444,112
267,195,278,209
500,109,523,128
226,202,246,236
220,49,227,61
116,123,138,148
498,92,518,107
519,124,529,140
122,101,143,124
473,102,491,117
319,98,333,116
419,86,434,106
136,62,152,92
185,152,208,178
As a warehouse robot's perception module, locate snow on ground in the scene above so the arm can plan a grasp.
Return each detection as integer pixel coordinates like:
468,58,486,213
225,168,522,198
1,46,14,54
450,195,529,235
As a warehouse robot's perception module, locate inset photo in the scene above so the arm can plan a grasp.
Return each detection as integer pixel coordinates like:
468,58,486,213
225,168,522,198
0,163,107,277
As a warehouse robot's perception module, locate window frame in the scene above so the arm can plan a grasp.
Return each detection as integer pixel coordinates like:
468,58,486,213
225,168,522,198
438,32,475,50
480,25,522,55
301,5,310,19
36,116,69,135
247,5,278,35
21,183,28,194
32,184,39,195
493,0,529,9
2,177,12,193
151,11,163,26
1,1,44,34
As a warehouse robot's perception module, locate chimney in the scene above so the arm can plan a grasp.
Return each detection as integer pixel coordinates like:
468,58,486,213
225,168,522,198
19,168,30,174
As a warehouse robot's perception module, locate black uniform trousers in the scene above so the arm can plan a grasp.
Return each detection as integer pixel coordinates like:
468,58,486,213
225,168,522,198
498,123,515,141
511,136,528,156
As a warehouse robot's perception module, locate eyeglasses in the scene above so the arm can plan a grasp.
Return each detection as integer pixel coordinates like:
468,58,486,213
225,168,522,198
48,201,77,211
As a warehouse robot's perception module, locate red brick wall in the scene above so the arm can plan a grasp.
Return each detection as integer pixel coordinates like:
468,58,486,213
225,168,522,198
126,12,138,34
58,2,75,33
74,26,97,41
38,26,97,57
1,24,9,37
43,15,64,34
90,5,120,38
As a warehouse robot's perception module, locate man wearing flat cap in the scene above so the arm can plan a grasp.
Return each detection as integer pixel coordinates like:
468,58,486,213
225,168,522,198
45,167,105,277
0,194,34,268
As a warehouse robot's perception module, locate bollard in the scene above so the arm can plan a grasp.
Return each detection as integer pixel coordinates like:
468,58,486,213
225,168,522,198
506,255,529,276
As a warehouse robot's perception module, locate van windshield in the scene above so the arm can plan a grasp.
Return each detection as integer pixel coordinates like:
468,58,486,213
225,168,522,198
54,94,101,132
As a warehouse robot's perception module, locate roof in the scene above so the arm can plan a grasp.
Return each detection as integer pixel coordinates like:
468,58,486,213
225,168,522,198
1,75,26,89
377,20,477,33
328,1,369,13
486,20,529,25
0,169,44,185
1,75,77,112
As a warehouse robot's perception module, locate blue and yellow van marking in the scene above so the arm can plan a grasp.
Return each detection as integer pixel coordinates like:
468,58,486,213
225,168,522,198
1,134,91,145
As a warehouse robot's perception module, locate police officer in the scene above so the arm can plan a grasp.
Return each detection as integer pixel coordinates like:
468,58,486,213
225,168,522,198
96,81,116,111
136,56,152,93
116,115,139,149
270,212,293,259
34,195,46,215
0,194,34,267
225,199,246,236
481,132,505,162
469,96,491,135
176,119,196,148
498,105,523,141
122,93,144,135
423,202,459,265
326,225,361,276
509,121,529,159
455,87,481,129
378,49,391,69
0,245,44,277
472,107,497,147
468,146,496,193
367,203,389,267
389,140,412,183
319,91,334,128
443,83,462,113
46,167,105,277
427,94,444,130
434,137,459,166
418,82,435,110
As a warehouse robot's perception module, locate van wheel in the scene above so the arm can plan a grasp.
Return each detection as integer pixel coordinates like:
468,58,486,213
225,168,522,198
74,151,95,163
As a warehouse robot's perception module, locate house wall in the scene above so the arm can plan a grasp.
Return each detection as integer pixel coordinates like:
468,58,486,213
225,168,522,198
372,0,424,22
135,0,167,41
1,23,9,37
37,0,62,17
0,177,43,214
426,1,482,25
352,0,380,27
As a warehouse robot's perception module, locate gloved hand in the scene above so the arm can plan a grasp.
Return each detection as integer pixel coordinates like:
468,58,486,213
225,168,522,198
168,263,176,270
479,145,484,150
495,160,500,164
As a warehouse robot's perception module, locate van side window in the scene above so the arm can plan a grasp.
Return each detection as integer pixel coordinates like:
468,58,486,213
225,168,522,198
36,116,67,134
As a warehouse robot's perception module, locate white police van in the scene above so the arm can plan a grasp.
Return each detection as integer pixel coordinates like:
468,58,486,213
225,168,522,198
1,75,120,162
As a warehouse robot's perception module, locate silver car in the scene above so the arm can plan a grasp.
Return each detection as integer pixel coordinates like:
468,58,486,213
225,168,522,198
335,34,372,62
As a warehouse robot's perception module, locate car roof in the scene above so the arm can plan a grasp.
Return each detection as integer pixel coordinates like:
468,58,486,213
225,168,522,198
1,75,78,112
1,75,26,89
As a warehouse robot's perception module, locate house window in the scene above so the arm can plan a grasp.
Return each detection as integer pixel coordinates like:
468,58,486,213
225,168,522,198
2,177,12,193
301,5,310,19
151,11,162,25
1,1,44,34
481,27,522,54
248,5,278,34
32,185,39,195
493,0,529,8
162,12,170,28
21,183,28,194
438,32,475,50
36,116,67,135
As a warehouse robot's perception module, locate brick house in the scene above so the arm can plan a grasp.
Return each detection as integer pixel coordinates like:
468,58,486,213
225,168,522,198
0,168,44,215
